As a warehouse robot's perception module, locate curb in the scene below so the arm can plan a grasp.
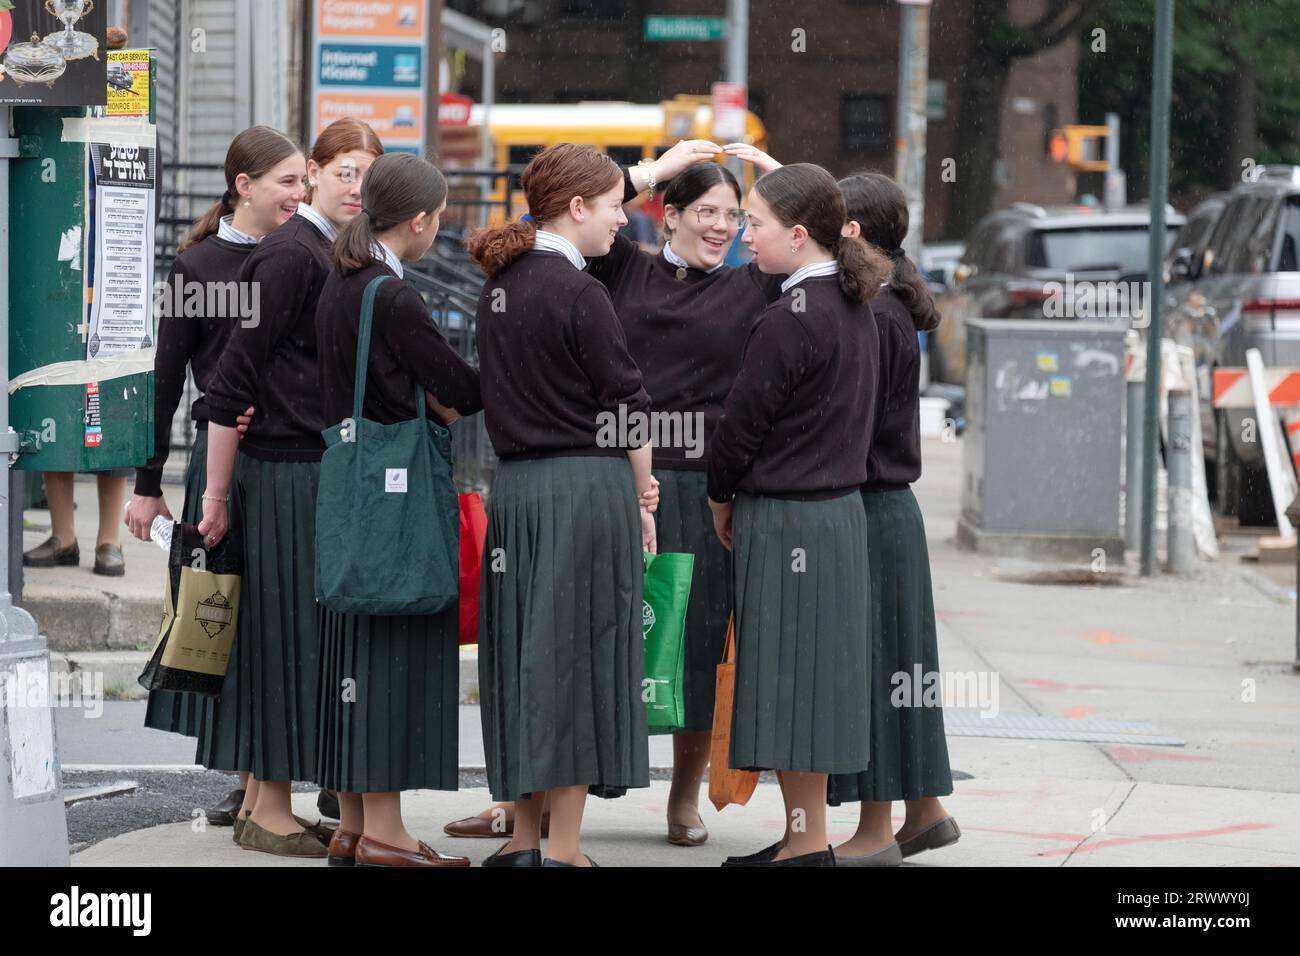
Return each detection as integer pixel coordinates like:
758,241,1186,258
22,584,159,654
50,650,151,701
38,647,481,705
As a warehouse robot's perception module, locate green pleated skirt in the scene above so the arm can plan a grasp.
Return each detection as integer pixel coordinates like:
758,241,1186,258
827,488,953,804
653,467,732,732
315,604,459,793
479,455,649,802
195,453,321,781
143,428,209,738
729,491,871,775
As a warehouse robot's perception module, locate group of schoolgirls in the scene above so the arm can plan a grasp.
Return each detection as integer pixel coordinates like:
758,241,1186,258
128,116,959,867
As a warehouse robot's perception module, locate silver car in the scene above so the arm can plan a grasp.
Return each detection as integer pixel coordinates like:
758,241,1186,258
1164,166,1300,523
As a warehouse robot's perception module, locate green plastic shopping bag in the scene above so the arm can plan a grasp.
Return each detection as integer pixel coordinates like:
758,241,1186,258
642,550,694,734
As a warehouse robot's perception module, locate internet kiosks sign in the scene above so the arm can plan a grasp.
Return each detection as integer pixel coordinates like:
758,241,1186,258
310,0,429,155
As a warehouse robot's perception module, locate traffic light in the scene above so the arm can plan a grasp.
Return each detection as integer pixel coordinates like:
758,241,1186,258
1050,125,1110,172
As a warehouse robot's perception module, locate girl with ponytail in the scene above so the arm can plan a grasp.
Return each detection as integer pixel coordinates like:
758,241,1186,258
312,153,482,867
448,139,789,848
708,163,888,866
823,172,958,864
195,118,383,859
469,142,659,867
129,126,304,809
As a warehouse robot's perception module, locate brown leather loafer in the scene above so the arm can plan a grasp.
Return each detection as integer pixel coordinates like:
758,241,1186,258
667,820,709,847
207,788,246,827
238,818,329,858
355,836,470,867
24,535,79,568
93,543,125,577
443,811,550,839
328,829,361,867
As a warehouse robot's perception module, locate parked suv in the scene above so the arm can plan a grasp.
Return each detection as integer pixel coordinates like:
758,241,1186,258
1163,166,1300,523
931,203,1183,384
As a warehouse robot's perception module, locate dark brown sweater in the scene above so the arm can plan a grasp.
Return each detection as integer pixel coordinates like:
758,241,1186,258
865,288,922,489
708,276,881,501
475,250,650,460
135,235,255,497
587,232,784,470
204,214,333,461
316,262,482,427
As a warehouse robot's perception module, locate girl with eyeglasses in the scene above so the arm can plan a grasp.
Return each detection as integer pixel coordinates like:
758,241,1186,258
197,117,384,859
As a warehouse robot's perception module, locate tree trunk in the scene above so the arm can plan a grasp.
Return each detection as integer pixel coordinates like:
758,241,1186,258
947,0,1013,239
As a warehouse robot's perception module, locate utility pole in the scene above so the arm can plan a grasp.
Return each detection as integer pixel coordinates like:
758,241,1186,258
724,0,748,184
0,106,70,866
1140,0,1176,576
894,0,931,261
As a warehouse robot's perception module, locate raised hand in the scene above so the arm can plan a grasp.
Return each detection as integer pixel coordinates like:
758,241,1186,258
722,143,782,174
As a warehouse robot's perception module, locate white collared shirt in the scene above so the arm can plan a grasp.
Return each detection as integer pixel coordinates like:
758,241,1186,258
533,228,586,270
780,258,839,294
662,240,725,275
296,202,338,242
371,240,404,279
217,215,258,245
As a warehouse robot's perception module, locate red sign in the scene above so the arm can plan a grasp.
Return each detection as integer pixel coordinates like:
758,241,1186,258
439,92,473,127
711,81,747,141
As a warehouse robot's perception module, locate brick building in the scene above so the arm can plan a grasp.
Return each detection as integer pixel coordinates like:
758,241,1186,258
447,0,1083,241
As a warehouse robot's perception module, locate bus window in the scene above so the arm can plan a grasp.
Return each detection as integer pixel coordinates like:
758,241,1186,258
606,145,644,167
508,144,543,190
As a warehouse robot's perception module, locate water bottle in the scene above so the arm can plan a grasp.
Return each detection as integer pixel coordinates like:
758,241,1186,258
150,515,173,552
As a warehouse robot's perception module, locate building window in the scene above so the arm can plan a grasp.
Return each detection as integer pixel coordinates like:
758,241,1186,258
560,0,625,18
840,94,892,154
553,89,628,103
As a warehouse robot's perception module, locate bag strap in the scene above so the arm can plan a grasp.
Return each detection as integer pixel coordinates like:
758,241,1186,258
722,613,736,664
354,274,427,424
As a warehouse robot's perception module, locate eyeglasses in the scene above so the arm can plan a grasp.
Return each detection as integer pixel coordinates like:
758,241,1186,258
685,205,748,228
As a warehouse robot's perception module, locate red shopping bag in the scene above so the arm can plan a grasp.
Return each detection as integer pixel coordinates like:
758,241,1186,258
458,493,487,645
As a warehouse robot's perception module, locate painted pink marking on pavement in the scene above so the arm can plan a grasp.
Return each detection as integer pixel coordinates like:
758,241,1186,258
1105,745,1210,763
1037,822,1274,856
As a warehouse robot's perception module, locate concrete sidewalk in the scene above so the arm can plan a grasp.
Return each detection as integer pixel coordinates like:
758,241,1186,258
59,436,1300,865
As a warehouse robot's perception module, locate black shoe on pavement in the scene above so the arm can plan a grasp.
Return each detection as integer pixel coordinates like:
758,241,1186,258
317,789,340,820
24,535,79,568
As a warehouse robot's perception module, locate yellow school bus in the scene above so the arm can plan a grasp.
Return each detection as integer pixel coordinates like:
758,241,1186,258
467,95,769,224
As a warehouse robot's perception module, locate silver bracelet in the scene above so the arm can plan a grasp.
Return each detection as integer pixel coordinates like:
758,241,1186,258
637,158,656,191
202,494,228,504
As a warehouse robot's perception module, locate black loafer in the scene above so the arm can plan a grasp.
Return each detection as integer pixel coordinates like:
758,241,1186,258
541,855,598,867
721,841,783,866
317,789,340,820
725,845,835,867
482,843,542,867
206,788,246,827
